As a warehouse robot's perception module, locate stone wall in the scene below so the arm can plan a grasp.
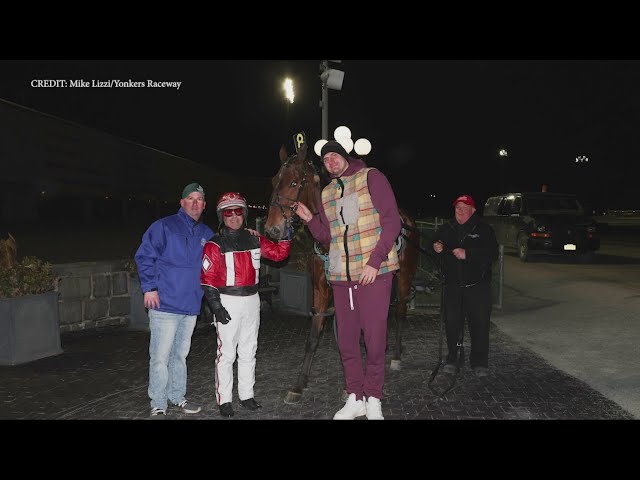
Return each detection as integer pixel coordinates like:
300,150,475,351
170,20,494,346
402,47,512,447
53,260,135,332
51,260,278,333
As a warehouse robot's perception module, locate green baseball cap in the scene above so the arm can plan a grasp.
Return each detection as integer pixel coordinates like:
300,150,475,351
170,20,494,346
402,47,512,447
182,182,205,199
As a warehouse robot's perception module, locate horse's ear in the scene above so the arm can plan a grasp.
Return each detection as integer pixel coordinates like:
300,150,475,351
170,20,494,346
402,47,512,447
279,145,288,164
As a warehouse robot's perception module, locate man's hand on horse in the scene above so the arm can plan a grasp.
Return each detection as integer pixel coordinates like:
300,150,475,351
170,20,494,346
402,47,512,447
245,228,260,237
293,202,312,222
359,265,379,286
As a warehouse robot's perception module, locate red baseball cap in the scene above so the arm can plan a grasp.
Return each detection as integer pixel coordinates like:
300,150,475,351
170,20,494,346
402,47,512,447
452,194,476,208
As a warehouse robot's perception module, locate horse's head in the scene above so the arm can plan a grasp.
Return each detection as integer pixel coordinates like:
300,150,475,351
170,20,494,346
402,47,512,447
265,143,318,240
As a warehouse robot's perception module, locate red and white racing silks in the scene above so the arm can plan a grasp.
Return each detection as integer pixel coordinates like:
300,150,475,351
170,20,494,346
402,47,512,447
201,234,290,290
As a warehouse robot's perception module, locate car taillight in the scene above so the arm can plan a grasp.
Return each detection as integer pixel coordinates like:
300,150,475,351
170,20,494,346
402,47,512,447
531,232,551,238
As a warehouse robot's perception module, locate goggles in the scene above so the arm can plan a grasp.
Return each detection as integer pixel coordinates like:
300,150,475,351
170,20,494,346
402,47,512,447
223,207,244,218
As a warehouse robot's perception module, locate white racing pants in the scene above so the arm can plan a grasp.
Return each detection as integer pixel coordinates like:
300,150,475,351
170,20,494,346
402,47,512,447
214,293,261,405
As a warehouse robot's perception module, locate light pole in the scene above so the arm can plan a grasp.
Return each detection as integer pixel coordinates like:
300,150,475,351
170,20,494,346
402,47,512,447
575,155,590,207
319,60,344,140
499,148,508,192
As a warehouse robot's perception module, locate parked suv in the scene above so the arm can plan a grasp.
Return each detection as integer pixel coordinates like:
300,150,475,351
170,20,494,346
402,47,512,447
483,192,600,262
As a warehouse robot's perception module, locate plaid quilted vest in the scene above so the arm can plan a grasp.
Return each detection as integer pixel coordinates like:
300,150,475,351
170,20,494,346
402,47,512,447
321,167,399,282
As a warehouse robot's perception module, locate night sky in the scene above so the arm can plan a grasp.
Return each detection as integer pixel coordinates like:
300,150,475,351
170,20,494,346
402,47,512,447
1,59,638,214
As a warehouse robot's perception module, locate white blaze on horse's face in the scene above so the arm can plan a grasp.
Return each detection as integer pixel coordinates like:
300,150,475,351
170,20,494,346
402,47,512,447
322,152,349,177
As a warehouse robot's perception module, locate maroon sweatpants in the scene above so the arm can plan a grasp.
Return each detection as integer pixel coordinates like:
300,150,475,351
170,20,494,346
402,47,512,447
332,272,394,400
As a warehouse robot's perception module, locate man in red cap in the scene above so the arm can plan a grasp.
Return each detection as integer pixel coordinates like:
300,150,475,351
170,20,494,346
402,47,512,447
432,194,498,377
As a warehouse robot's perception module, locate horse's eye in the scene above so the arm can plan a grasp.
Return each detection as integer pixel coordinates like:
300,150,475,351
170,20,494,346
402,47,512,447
290,182,298,187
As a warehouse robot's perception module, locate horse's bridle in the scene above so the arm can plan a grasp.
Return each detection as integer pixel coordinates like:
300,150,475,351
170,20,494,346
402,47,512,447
269,155,314,230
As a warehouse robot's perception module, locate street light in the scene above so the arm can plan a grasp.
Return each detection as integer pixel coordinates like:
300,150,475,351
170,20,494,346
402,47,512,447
283,78,295,104
314,125,371,159
319,60,344,140
354,138,372,156
334,125,351,142
282,78,294,139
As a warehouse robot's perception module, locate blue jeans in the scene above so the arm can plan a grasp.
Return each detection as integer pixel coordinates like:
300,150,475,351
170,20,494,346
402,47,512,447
148,309,197,410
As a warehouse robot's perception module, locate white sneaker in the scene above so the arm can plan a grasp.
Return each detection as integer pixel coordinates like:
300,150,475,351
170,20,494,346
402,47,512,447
365,396,384,420
333,393,366,420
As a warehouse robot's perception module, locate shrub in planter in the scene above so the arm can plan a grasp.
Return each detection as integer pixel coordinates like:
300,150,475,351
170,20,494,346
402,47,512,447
0,256,63,365
0,256,59,298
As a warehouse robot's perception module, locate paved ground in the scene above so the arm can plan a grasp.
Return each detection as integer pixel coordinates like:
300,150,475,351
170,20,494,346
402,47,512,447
0,301,633,420
3,221,638,421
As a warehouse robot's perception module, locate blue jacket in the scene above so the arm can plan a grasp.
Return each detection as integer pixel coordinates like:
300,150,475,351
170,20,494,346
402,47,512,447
135,208,214,315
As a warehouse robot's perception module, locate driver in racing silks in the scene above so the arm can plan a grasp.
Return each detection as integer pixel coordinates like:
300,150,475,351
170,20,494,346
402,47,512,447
201,192,291,418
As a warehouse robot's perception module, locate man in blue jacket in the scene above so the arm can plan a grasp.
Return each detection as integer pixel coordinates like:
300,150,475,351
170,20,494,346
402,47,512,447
135,182,214,418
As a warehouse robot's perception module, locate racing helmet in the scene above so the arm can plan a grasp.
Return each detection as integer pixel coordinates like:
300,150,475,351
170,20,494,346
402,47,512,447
216,192,248,223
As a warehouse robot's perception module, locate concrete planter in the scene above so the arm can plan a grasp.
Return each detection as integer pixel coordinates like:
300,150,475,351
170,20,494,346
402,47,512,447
128,275,149,331
278,267,312,316
0,291,63,365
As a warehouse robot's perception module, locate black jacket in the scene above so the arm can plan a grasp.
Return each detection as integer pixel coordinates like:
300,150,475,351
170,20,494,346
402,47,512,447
434,212,498,287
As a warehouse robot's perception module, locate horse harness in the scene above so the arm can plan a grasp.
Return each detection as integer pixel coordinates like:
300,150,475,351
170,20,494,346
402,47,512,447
269,154,316,231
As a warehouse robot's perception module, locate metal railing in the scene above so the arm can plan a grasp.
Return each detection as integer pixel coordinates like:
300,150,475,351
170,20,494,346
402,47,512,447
409,218,444,310
409,218,504,310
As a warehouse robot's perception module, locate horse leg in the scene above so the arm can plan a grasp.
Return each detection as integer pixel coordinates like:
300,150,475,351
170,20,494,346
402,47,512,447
392,266,417,371
391,294,409,371
284,313,327,404
390,275,403,371
285,257,332,404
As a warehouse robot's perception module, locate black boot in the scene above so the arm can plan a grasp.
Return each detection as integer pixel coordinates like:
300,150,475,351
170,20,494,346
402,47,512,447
219,402,234,417
240,398,262,410
443,346,464,374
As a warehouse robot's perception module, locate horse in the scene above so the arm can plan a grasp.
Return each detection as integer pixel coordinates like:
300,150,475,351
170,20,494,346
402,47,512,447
265,143,419,404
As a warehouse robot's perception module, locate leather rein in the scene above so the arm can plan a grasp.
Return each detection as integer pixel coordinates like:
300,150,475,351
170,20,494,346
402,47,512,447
269,155,316,229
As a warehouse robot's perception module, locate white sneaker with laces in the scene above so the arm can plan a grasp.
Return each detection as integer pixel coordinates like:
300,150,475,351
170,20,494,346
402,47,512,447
172,399,202,414
365,396,384,420
333,393,366,420
150,407,166,418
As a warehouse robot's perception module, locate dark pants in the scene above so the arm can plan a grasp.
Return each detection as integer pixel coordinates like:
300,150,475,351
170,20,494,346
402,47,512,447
332,272,393,400
443,282,492,368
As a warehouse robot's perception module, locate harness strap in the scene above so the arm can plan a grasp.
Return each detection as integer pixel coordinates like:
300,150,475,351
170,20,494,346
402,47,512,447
313,241,331,282
427,259,462,398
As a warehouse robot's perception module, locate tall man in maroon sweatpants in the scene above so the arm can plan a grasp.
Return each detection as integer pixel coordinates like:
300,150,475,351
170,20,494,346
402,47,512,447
295,140,401,420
